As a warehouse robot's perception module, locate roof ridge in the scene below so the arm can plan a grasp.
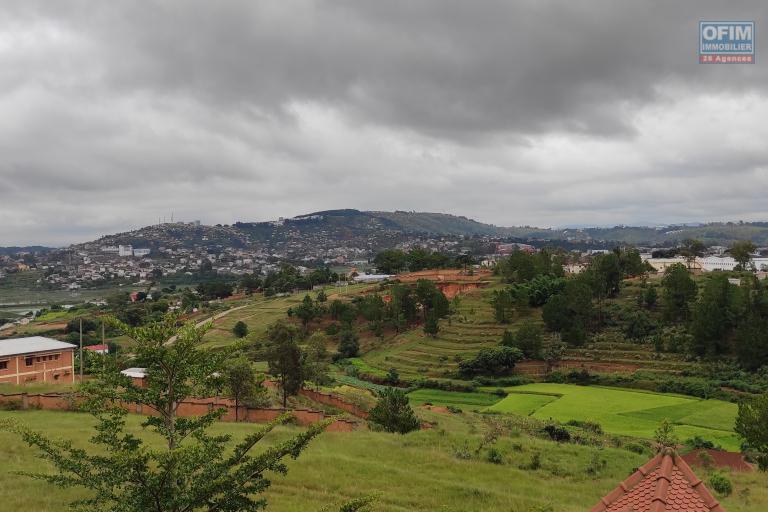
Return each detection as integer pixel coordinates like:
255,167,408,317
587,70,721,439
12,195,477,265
591,450,728,512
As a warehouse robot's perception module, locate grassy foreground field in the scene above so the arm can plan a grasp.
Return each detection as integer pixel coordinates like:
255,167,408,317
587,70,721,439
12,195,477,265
484,383,740,451
0,409,765,512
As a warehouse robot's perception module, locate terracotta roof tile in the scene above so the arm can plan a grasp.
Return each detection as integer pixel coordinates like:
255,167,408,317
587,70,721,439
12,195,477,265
590,449,726,512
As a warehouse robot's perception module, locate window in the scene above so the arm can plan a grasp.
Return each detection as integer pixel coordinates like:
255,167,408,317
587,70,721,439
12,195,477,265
25,357,33,366
0,361,7,370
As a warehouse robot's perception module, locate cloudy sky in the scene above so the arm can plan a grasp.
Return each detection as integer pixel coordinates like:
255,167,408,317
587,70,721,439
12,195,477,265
1,1,768,246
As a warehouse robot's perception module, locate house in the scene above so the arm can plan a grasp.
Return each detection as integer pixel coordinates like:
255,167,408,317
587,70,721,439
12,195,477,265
84,344,109,355
0,337,76,385
120,367,147,387
591,448,725,512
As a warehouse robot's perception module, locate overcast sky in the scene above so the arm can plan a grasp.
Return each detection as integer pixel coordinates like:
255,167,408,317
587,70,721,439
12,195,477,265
2,1,768,246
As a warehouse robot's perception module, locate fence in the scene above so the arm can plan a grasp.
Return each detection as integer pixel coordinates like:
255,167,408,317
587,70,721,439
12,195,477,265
0,393,358,432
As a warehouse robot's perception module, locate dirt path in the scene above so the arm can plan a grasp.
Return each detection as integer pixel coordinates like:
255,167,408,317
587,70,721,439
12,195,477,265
169,303,251,343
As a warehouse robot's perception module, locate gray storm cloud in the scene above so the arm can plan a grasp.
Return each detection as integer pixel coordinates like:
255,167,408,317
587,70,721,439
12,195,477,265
0,0,767,245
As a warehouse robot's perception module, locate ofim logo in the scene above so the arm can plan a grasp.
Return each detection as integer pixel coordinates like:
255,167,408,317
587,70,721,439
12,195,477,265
700,21,754,64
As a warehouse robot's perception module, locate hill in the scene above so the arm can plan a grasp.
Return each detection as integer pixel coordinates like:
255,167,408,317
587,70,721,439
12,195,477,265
74,212,768,257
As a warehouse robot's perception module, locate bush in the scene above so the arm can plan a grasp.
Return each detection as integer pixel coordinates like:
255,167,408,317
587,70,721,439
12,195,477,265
0,400,24,411
368,388,420,434
686,436,717,450
324,323,340,335
566,419,603,435
624,443,647,455
542,423,571,442
708,473,733,497
446,405,463,414
232,321,249,338
486,447,504,464
521,452,541,470
458,346,523,377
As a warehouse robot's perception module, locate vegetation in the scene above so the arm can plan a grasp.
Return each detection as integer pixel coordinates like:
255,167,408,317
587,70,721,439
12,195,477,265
0,314,332,512
368,388,420,434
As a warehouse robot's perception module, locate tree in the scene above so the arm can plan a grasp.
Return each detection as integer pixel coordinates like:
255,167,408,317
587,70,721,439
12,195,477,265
423,313,439,337
294,294,318,334
239,274,262,295
731,240,757,270
368,388,420,434
680,239,706,271
654,419,678,449
490,289,514,323
265,321,303,408
0,314,331,511
662,263,697,322
304,331,330,389
373,249,407,274
458,346,523,377
232,320,249,338
623,310,656,341
338,328,360,359
316,289,328,302
542,342,566,373
735,393,768,470
644,285,658,309
223,356,268,420
690,274,744,356
512,321,543,359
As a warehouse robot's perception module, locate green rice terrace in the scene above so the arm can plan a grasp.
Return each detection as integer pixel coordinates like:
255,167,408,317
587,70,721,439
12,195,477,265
406,384,740,450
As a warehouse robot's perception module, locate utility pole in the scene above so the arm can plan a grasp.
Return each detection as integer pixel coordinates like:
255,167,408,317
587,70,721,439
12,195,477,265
79,318,84,383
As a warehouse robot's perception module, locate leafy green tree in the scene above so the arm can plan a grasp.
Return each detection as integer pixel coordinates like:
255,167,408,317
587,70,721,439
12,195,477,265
644,285,658,309
373,249,407,274
623,310,656,341
338,328,360,359
294,294,318,333
458,346,523,377
512,321,543,359
239,274,262,295
196,280,234,300
304,331,330,389
690,274,744,356
500,329,516,347
735,393,768,470
491,289,514,323
265,321,303,408
662,263,697,322
316,289,328,302
223,356,268,420
731,240,757,270
368,388,420,434
542,342,566,373
232,320,249,338
423,312,439,337
1,314,330,511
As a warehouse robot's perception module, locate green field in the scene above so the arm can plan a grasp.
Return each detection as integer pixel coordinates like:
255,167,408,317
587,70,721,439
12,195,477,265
1,408,766,511
407,388,502,408
484,383,741,450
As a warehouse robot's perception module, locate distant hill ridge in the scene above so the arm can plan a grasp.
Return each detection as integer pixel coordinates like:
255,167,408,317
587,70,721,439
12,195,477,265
57,210,768,253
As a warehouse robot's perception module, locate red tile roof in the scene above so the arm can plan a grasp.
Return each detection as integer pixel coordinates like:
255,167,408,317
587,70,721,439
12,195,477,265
591,448,726,512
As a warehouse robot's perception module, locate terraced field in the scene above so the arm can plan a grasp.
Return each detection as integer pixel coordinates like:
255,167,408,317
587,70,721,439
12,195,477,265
483,383,740,450
363,286,522,379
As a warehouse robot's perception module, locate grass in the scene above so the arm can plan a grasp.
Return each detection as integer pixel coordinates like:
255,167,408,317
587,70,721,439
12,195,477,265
483,383,741,450
362,283,519,381
407,389,502,408
201,284,375,348
0,408,765,511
